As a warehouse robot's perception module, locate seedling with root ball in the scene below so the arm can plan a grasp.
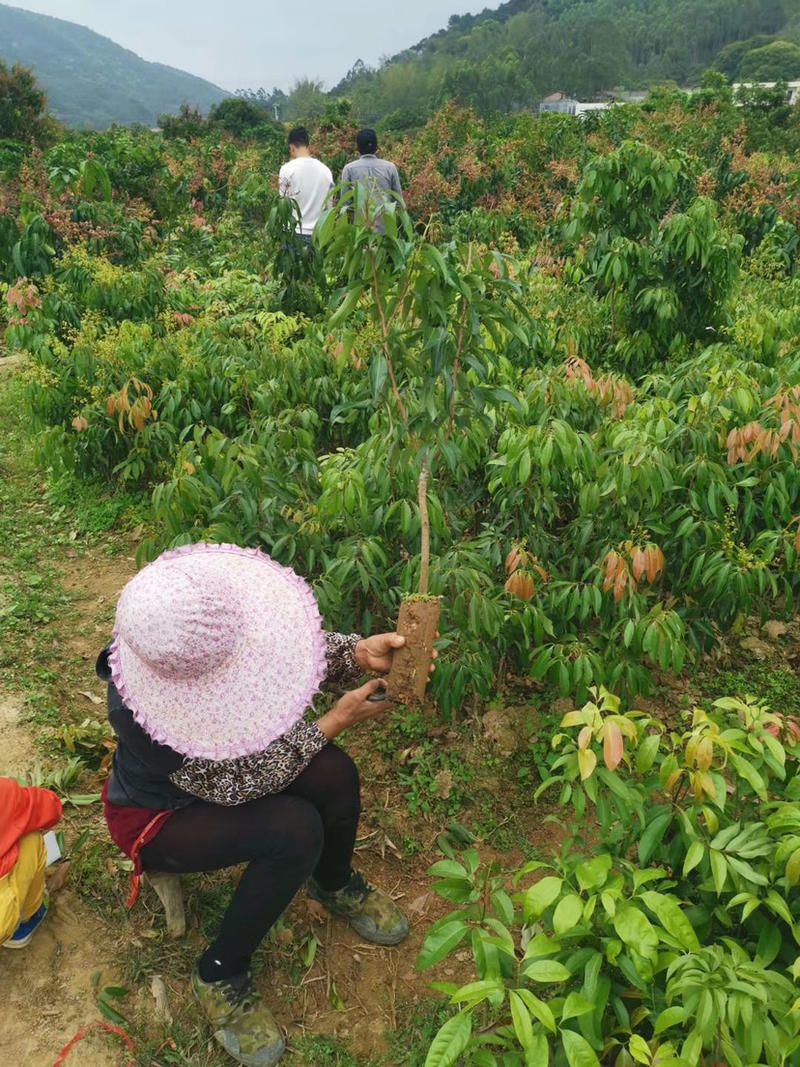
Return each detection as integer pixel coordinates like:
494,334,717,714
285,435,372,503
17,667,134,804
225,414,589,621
317,189,526,705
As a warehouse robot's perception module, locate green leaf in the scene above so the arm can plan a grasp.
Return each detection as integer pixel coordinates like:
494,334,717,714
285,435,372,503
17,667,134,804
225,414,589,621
575,854,612,892
369,352,388,397
523,959,571,983
451,979,505,1008
613,905,658,958
101,986,129,1000
709,850,727,895
302,935,318,969
681,1030,702,1065
724,855,767,886
786,848,800,886
523,933,563,960
424,1012,473,1067
729,754,767,800
428,860,468,879
515,988,557,1033
418,920,469,970
682,840,704,877
638,808,673,866
524,877,563,921
640,892,700,952
636,733,661,774
561,1028,601,1067
491,889,515,927
96,997,127,1026
525,1031,549,1067
654,1006,686,1035
330,980,345,1011
553,894,584,935
561,992,596,1021
66,793,102,806
519,449,532,486
629,1035,651,1065
765,889,794,925
510,990,535,1051
329,285,363,328
755,923,781,967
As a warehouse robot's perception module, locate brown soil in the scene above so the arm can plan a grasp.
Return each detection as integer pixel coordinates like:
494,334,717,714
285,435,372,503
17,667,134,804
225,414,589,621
55,551,138,663
386,598,441,705
0,889,124,1067
0,689,37,778
0,353,26,379
0,548,135,1067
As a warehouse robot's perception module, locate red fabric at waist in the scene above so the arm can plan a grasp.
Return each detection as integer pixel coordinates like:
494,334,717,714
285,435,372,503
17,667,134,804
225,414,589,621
102,779,172,860
102,780,174,910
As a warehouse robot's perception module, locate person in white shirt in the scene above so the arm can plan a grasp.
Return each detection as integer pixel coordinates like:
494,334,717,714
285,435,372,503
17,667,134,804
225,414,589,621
278,126,334,245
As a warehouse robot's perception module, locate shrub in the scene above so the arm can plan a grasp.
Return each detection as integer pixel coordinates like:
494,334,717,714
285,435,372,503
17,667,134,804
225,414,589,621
419,689,800,1067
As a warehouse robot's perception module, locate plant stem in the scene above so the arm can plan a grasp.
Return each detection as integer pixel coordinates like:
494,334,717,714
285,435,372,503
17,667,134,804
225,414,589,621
418,453,430,596
369,249,410,427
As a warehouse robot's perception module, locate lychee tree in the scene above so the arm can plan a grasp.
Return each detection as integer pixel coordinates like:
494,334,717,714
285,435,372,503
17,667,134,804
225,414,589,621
315,188,529,702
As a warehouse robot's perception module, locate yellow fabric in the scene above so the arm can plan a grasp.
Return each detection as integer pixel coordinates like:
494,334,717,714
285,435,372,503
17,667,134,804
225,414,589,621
0,832,46,942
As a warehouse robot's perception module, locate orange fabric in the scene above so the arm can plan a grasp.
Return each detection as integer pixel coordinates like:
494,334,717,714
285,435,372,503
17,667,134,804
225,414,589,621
0,778,62,880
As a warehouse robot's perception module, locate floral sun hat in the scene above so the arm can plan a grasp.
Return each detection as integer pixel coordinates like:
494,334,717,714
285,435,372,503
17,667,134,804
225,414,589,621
109,543,328,760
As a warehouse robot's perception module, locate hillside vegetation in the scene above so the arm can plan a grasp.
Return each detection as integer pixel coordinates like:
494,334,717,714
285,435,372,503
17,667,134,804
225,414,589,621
328,0,800,126
0,3,227,129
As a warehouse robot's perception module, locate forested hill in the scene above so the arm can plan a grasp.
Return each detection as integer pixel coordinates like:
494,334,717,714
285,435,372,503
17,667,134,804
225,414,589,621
332,0,800,124
0,3,227,129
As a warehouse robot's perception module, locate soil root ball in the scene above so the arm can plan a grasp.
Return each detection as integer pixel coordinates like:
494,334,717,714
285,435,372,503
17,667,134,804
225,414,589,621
386,596,441,705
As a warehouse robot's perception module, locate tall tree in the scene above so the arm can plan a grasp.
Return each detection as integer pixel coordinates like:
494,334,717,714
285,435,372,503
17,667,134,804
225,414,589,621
0,62,56,145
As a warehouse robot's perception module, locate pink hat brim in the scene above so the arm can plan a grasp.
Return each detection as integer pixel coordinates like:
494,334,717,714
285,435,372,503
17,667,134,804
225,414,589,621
109,543,328,760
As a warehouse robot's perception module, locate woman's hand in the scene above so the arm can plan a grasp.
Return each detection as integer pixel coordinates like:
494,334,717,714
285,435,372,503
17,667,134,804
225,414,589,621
317,679,393,741
355,632,438,674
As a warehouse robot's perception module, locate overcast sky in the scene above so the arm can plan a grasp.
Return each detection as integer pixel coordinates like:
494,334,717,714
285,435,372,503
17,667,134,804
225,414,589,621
9,0,483,91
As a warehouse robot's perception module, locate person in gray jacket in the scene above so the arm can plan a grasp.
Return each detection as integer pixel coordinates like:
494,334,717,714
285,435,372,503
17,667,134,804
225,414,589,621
340,129,404,232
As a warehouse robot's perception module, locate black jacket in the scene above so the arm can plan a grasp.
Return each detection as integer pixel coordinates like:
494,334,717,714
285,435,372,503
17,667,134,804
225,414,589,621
97,648,194,810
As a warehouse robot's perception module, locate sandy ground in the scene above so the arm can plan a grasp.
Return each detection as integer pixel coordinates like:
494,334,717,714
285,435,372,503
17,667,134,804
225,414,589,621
0,549,136,1066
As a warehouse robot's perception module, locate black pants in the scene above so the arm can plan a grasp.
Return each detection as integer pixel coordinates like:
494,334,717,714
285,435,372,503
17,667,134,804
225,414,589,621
139,744,360,979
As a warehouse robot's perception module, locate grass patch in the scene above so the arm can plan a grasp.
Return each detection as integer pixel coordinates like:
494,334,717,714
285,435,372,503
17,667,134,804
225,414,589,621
699,661,800,717
46,469,149,539
371,707,477,818
287,1035,363,1066
377,999,452,1066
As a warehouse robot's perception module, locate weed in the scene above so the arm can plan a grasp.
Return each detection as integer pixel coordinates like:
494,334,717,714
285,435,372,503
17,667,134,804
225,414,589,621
372,709,476,818
45,470,149,538
287,1034,362,1066
131,1021,231,1066
376,999,452,1067
700,661,800,717
55,716,115,769
68,828,127,912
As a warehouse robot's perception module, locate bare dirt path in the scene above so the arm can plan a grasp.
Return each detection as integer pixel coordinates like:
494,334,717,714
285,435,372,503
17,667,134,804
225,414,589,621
0,551,135,1067
0,888,127,1067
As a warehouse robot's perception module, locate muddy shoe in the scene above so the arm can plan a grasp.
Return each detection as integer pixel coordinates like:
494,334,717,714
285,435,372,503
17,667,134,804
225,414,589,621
307,871,409,946
192,968,285,1067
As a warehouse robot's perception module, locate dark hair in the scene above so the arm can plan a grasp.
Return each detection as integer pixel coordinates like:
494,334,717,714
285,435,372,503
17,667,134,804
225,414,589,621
288,126,310,148
356,128,378,154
